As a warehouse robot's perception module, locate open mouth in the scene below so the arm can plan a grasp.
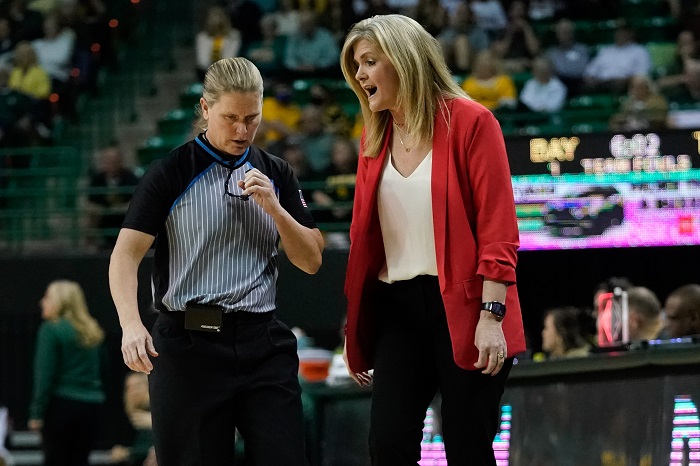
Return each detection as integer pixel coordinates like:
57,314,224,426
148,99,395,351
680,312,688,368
365,86,377,98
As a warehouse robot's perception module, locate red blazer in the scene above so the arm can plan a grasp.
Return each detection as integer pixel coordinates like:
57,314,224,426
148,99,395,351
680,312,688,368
344,98,526,373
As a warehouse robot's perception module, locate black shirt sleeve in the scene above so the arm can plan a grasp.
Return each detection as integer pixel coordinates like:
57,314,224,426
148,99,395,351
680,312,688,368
276,157,318,230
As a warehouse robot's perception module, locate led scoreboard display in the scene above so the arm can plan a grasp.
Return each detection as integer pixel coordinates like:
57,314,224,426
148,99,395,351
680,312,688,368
504,129,700,251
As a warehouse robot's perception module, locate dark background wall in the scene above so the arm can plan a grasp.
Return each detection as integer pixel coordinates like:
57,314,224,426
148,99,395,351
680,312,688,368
0,245,696,446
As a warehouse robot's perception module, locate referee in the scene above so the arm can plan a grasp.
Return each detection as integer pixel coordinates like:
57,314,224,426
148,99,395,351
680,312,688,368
109,57,323,465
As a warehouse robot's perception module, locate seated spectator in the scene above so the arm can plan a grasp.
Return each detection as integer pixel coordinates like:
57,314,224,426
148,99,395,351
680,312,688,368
408,0,448,37
0,67,35,147
258,80,302,149
312,136,358,225
224,0,262,50
626,286,664,342
8,40,49,99
110,371,157,466
519,56,567,113
290,104,336,172
437,1,489,75
270,0,301,37
195,6,242,81
664,58,700,102
667,0,700,39
491,0,540,73
527,0,563,21
461,50,517,110
609,75,668,132
283,11,340,79
469,0,507,40
0,16,14,70
583,21,652,94
3,0,44,42
663,284,700,338
323,0,360,46
243,15,286,81
541,306,591,359
657,31,700,103
546,18,590,95
87,143,140,249
307,82,352,137
31,10,75,115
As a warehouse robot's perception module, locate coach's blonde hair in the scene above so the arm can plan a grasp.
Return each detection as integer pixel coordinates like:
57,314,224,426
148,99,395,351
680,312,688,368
195,57,264,131
340,15,468,157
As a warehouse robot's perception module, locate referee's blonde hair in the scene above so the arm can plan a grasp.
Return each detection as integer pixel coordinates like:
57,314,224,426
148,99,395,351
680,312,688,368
195,57,264,131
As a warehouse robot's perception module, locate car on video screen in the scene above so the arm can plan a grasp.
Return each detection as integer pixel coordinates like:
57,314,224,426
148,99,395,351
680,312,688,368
544,186,624,237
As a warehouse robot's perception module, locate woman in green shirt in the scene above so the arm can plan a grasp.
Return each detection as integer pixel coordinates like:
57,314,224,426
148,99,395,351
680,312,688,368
28,280,106,466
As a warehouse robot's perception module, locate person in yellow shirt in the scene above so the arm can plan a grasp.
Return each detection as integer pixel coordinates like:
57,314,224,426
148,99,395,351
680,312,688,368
9,41,51,100
461,50,517,110
259,81,302,146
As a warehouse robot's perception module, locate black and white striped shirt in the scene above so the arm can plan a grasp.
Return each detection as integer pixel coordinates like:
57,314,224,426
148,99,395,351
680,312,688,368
123,134,316,313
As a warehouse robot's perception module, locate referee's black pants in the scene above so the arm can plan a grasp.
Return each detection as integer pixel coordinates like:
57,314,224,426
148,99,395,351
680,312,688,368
149,310,306,466
369,275,513,466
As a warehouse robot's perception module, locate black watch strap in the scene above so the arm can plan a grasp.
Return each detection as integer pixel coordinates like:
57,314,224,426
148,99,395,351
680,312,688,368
481,301,506,320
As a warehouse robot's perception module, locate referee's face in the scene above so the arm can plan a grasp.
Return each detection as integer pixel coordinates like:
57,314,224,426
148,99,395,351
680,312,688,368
201,91,263,157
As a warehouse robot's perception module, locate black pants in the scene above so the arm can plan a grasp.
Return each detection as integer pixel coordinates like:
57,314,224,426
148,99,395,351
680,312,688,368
41,397,102,466
149,310,306,466
370,276,512,466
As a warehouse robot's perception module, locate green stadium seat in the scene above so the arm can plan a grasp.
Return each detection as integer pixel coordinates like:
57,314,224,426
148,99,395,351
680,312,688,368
136,135,183,167
179,83,203,112
157,108,194,138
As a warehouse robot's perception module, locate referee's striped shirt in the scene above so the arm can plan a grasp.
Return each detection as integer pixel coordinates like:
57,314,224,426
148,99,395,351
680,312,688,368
122,134,316,314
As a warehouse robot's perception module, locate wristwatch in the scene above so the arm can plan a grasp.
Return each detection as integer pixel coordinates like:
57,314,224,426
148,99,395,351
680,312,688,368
481,301,506,322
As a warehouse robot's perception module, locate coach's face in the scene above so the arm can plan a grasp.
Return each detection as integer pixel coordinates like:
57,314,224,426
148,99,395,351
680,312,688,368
201,91,262,157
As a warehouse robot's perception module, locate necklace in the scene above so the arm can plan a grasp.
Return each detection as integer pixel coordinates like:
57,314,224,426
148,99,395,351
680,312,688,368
393,123,411,153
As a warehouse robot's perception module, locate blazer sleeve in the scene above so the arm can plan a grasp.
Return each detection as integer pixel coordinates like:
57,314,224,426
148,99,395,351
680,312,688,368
345,132,370,297
465,111,519,284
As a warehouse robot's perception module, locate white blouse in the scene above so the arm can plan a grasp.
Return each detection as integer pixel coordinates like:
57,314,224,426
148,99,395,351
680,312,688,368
377,150,437,283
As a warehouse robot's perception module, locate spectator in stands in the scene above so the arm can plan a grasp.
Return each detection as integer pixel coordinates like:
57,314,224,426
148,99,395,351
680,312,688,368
307,81,352,137
519,56,567,112
32,10,75,115
583,20,652,94
546,18,590,95
8,40,49,99
243,15,286,81
527,0,563,21
461,50,517,110
609,75,668,132
364,0,399,17
195,6,242,81
437,1,490,75
2,0,43,42
541,306,591,359
323,0,360,46
224,0,262,49
408,0,448,37
663,283,700,338
626,286,664,342
657,30,700,103
270,0,301,37
340,14,524,464
110,372,157,466
87,143,140,249
280,141,322,189
469,0,507,40
667,0,700,39
284,11,340,79
0,16,14,70
312,136,357,225
491,0,540,73
0,66,34,147
258,80,302,149
664,58,700,102
291,104,335,172
8,40,51,140
29,280,106,466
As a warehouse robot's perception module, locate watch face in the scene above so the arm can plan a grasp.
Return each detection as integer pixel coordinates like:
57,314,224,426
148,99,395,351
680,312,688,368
482,301,506,318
